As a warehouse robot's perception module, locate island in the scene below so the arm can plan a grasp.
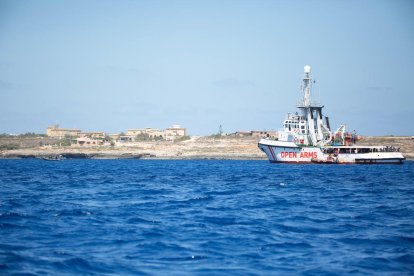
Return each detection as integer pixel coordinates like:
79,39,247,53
0,134,413,160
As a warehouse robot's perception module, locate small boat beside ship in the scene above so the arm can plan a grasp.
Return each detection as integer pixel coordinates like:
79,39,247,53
258,66,405,164
41,154,65,161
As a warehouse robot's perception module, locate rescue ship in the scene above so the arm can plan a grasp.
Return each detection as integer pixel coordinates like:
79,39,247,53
258,66,405,164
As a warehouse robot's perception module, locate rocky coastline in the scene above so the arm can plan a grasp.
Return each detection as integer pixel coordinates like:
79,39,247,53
1,136,413,160
0,136,266,160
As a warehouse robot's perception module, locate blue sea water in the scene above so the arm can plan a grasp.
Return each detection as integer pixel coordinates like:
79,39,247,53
0,159,413,275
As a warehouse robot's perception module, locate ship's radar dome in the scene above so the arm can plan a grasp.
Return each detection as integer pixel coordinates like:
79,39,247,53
304,65,311,73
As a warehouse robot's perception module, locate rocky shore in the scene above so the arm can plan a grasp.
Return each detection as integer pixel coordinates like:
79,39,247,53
0,136,265,160
1,136,413,160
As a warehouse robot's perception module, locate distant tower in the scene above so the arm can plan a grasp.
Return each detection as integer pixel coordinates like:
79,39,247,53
219,125,223,136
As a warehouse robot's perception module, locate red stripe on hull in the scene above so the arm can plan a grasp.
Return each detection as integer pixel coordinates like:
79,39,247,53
267,146,277,161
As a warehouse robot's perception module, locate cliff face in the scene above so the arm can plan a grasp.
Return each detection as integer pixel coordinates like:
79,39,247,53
1,136,413,159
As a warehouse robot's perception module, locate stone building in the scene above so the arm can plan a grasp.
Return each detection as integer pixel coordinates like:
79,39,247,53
165,125,187,140
47,125,81,138
127,125,187,141
72,137,104,147
127,128,165,139
78,132,106,139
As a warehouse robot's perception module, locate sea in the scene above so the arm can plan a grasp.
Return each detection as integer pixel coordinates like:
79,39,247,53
0,159,413,275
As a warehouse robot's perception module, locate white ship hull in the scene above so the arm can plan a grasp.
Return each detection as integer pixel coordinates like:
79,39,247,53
258,139,321,163
258,139,405,164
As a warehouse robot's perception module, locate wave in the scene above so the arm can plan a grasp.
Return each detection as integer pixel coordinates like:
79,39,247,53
0,159,413,274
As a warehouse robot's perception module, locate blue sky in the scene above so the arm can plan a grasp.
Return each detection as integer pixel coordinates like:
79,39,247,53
0,0,413,135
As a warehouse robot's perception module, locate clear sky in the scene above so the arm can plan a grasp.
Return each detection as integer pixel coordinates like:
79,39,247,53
1,0,413,135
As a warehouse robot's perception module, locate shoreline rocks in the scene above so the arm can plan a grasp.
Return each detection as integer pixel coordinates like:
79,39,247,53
1,136,413,160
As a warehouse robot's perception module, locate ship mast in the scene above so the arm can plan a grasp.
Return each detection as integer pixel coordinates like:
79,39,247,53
297,66,329,146
303,65,312,106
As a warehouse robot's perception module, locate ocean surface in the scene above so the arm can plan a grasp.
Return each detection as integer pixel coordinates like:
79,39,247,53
0,159,413,275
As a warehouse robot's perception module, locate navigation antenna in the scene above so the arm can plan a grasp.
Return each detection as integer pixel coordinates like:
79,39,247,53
303,65,312,106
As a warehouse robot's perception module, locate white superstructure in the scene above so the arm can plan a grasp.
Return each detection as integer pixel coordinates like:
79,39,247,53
258,66,405,164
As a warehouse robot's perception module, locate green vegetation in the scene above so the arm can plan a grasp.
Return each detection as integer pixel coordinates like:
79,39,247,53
135,133,151,141
0,132,46,138
57,137,72,147
104,135,113,142
135,133,164,141
174,136,191,142
103,135,115,146
209,133,225,139
152,135,164,141
18,132,47,137
0,144,20,150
